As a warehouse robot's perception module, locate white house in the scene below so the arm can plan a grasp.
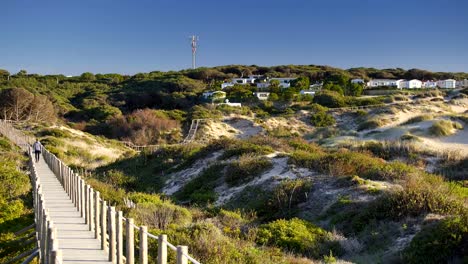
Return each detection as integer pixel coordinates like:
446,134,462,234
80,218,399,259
309,83,323,90
367,79,404,88
422,80,438,88
221,82,234,89
456,79,468,88
351,79,365,84
270,77,296,88
256,82,270,89
217,99,241,107
437,79,457,89
253,92,270,100
400,79,422,89
202,91,226,99
300,90,316,95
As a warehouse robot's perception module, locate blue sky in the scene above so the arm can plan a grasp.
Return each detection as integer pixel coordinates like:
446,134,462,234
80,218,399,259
2,0,467,75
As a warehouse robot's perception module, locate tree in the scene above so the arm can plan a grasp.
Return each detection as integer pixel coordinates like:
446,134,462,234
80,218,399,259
15,70,27,76
323,83,344,95
345,83,364,96
0,88,55,122
312,90,346,108
80,72,96,82
291,76,310,90
0,69,10,79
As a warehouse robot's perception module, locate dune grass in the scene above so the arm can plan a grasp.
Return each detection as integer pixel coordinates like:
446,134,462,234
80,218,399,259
429,120,463,136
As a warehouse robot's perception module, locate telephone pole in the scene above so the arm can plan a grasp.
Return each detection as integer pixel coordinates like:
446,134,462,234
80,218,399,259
190,35,199,69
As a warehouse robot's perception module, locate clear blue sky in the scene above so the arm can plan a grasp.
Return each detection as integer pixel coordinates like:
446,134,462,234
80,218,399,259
2,0,467,75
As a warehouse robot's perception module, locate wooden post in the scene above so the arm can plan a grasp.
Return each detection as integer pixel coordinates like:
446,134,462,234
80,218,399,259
89,187,94,232
126,218,135,264
139,226,148,264
158,235,168,264
109,206,116,263
176,246,188,264
80,179,85,218
48,227,57,264
101,200,108,251
85,185,90,224
95,191,100,239
117,211,123,264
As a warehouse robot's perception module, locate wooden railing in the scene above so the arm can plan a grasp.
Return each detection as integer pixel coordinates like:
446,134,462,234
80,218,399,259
0,120,62,263
0,120,202,264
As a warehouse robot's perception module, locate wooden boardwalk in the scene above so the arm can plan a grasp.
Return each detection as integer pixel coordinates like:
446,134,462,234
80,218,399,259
0,119,201,264
35,157,111,264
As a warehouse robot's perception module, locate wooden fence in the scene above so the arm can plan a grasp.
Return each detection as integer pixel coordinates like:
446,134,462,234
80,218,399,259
0,120,202,264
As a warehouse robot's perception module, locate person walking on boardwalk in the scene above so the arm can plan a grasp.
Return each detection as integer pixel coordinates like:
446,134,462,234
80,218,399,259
32,139,41,162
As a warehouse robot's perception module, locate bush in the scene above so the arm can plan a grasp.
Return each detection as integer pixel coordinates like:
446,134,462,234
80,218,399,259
429,120,463,136
402,114,433,125
129,202,192,230
312,90,346,108
310,111,336,127
38,128,73,138
221,139,274,159
175,163,225,205
269,179,313,217
357,118,386,131
403,216,468,264
225,154,272,186
256,218,339,258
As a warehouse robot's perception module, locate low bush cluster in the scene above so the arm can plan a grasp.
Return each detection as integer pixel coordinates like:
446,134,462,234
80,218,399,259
403,216,468,264
310,111,336,127
256,218,341,258
429,120,463,136
225,154,273,186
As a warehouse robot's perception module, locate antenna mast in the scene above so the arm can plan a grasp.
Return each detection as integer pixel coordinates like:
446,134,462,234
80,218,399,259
190,35,198,69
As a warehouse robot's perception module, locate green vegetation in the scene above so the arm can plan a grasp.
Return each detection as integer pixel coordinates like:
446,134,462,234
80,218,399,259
403,216,468,264
429,120,463,136
225,154,273,186
256,218,340,258
310,111,336,127
0,137,34,263
402,114,433,125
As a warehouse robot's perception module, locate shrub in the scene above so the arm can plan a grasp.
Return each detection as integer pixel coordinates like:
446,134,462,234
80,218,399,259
269,179,313,217
175,163,225,205
403,216,468,264
310,111,336,127
357,118,386,131
312,90,346,108
256,218,339,258
429,120,463,136
129,202,192,230
221,139,274,159
225,154,272,186
402,114,433,125
107,108,181,145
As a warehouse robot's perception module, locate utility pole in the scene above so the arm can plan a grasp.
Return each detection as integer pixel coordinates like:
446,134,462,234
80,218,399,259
190,35,199,69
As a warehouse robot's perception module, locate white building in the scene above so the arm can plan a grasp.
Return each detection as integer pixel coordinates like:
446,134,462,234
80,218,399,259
222,75,263,89
400,79,422,89
217,99,241,107
422,80,438,88
253,92,270,100
456,79,468,88
300,90,316,95
437,79,457,89
202,91,226,99
256,77,297,89
367,79,404,88
221,82,234,89
256,82,270,89
270,78,296,88
351,78,365,84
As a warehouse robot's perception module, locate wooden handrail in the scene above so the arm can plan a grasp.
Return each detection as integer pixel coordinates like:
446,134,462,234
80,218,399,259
0,119,202,264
